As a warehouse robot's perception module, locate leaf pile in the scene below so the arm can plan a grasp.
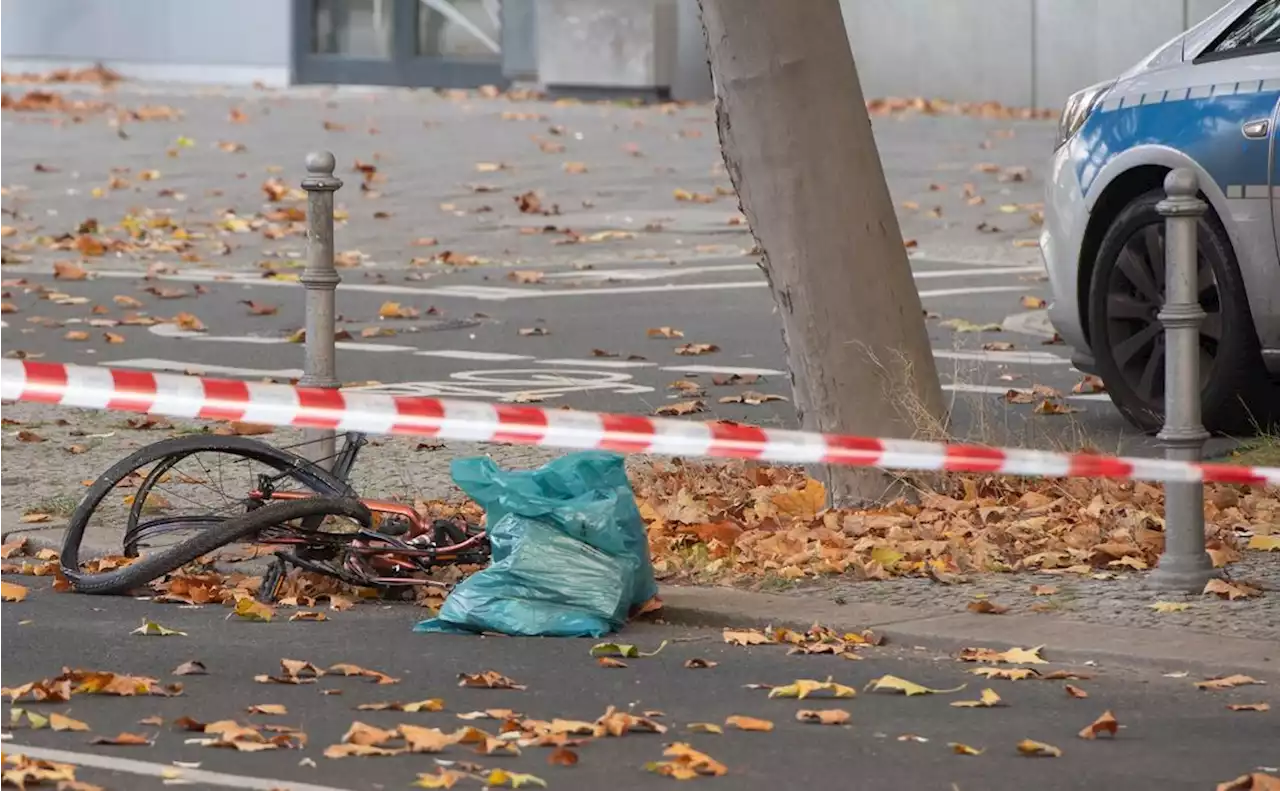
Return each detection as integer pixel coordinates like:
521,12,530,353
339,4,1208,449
632,460,1273,583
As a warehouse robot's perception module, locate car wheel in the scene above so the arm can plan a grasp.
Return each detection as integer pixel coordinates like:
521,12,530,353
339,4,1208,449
1087,187,1271,434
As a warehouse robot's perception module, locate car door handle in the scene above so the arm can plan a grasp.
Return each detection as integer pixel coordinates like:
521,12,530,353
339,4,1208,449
1242,118,1270,139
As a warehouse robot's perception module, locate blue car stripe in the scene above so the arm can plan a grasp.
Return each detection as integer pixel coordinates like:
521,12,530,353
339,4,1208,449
1075,87,1280,195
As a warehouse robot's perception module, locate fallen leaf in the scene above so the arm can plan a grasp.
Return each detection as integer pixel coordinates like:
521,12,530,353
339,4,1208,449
950,742,984,756
173,661,207,676
970,667,1040,681
247,704,288,715
958,646,1047,665
1203,579,1262,600
242,300,278,316
64,330,90,341
795,709,850,725
684,658,718,669
90,732,154,746
687,722,723,734
562,162,587,174
1029,585,1058,596
654,400,705,417
378,301,420,320
1247,535,1280,551
413,769,468,789
645,743,728,779
16,431,46,443
1150,601,1191,613
940,318,1003,333
131,619,186,637
356,698,444,713
54,261,89,280
1020,295,1048,309
458,671,526,690
289,611,328,622
596,657,628,668
1,581,29,602
234,598,275,622
1216,773,1280,791
173,312,206,332
1017,739,1062,757
1196,675,1265,691
485,769,548,788
867,675,966,696
547,746,579,766
1226,703,1270,712
49,712,90,731
951,688,1003,708
768,677,856,700
323,743,403,758
518,327,550,336
1077,710,1118,739
967,600,1009,615
644,328,688,343
675,343,719,355
724,715,773,732
1065,684,1089,699
507,270,545,284
399,724,455,753
1072,374,1107,394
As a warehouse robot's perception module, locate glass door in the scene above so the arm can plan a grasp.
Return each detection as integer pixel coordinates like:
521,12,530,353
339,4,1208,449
294,0,506,88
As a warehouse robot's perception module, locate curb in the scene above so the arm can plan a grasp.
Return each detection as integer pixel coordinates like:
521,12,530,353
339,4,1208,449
657,585,1278,677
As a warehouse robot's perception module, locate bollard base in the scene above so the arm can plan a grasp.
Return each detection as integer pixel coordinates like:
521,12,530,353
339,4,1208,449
1145,553,1217,593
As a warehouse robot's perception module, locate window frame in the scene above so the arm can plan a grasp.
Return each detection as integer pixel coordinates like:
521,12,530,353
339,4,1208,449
1195,0,1280,63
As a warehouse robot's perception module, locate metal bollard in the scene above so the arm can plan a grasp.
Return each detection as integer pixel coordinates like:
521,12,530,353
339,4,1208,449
1147,169,1216,592
299,151,343,468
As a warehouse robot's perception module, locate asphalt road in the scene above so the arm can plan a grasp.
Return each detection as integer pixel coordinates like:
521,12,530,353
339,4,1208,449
0,81,1237,456
3,582,1278,791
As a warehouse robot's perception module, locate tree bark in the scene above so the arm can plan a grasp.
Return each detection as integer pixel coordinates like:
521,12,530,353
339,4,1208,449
697,0,946,505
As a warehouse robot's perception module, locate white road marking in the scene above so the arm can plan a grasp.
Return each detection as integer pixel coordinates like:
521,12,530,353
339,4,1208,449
345,369,655,399
109,358,305,379
414,350,532,361
148,322,419,352
661,364,788,376
933,349,1070,366
535,357,658,368
15,267,1033,302
548,264,1043,282
3,743,352,791
943,382,1109,401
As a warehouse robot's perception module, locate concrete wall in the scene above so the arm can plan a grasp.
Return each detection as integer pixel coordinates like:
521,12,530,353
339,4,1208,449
0,0,293,86
841,0,1233,110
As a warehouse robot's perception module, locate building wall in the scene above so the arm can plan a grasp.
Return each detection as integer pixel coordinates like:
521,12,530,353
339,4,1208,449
0,0,293,86
841,0,1232,110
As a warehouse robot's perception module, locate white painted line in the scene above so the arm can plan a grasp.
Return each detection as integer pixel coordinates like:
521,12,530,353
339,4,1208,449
110,358,305,379
4,743,352,791
17,267,1029,302
933,349,1070,366
661,364,788,376
414,350,533,361
943,382,1110,401
535,357,658,369
148,322,418,352
546,264,1043,283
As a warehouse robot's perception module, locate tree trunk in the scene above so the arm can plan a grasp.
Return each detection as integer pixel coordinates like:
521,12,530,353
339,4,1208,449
697,0,946,505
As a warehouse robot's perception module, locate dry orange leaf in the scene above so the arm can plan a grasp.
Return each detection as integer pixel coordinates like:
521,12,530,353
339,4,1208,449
458,671,526,690
1216,774,1280,791
53,261,89,280
647,326,684,339
246,704,288,715
724,715,773,732
1196,675,1265,691
1064,684,1089,699
547,746,579,766
795,709,850,725
654,400,705,417
1016,738,1062,757
1077,710,1118,739
1226,703,1270,712
967,600,1009,615
596,657,628,669
90,732,153,746
1203,579,1262,600
1,581,29,602
770,479,827,521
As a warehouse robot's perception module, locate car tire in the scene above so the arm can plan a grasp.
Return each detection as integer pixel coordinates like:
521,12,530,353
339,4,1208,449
1087,187,1273,435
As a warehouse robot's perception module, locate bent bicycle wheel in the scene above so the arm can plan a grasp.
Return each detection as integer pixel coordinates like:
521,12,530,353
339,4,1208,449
63,497,373,596
61,435,355,590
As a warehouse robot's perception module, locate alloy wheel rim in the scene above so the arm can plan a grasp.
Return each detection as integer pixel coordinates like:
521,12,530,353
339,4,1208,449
1104,222,1221,408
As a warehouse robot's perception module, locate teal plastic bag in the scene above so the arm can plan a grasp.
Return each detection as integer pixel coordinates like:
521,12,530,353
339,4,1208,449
414,451,658,637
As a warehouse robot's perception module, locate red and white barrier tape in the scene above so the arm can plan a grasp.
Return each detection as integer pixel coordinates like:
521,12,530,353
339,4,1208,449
2,359,1277,486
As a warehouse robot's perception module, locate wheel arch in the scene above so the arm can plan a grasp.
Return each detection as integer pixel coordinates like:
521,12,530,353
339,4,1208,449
1078,146,1238,346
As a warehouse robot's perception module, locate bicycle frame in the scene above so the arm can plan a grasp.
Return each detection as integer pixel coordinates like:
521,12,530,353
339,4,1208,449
246,431,489,588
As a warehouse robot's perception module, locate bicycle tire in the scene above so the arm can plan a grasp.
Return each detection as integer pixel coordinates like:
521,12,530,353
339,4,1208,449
63,496,373,595
62,435,355,580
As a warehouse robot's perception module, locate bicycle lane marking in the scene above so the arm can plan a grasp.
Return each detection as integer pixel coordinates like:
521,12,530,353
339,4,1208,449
3,744,352,791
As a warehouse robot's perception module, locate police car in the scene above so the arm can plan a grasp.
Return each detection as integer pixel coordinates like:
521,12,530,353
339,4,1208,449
1044,0,1280,433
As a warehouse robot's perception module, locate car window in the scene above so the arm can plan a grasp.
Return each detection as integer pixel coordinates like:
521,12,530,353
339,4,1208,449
1213,0,1280,53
